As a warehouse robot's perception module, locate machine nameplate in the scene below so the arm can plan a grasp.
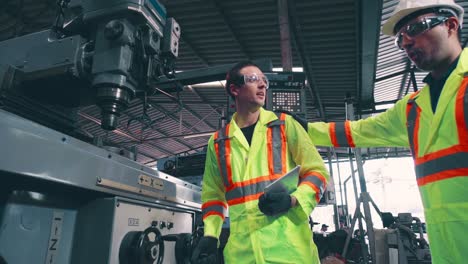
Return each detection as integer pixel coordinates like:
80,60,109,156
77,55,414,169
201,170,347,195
97,178,165,200
128,218,140,226
45,211,64,264
138,174,164,190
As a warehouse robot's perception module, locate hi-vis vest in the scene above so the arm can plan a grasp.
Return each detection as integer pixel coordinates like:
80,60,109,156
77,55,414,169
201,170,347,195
307,49,468,263
202,112,326,221
406,76,468,187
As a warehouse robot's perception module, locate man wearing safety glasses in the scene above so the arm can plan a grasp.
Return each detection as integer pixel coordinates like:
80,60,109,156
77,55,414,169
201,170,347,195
294,0,467,263
191,61,329,263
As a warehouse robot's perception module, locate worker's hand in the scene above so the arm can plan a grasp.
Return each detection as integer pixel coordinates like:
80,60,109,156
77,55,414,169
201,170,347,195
258,191,292,216
191,236,218,264
275,110,308,132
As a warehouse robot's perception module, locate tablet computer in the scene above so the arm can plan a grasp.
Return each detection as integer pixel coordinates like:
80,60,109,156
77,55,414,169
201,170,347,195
264,165,300,194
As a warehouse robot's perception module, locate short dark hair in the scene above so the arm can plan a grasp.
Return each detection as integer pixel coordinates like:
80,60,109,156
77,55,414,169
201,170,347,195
394,7,462,44
225,61,261,99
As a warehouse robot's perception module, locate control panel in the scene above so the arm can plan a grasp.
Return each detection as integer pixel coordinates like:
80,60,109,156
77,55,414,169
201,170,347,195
72,197,196,264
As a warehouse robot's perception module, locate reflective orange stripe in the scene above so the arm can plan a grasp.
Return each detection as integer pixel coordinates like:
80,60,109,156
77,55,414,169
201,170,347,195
299,172,328,202
214,124,233,188
415,144,468,165
228,193,263,206
406,92,421,157
330,122,338,147
226,173,282,192
417,169,468,186
202,200,227,220
267,127,275,175
344,121,356,147
279,113,288,174
202,200,228,209
456,77,468,144
225,173,283,204
215,113,288,206
203,211,224,220
225,126,234,187
406,79,468,186
213,131,223,185
330,121,355,147
267,113,287,175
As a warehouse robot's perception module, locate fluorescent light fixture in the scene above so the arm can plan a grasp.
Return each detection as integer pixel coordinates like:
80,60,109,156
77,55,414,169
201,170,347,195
375,103,395,111
272,67,304,72
183,132,214,139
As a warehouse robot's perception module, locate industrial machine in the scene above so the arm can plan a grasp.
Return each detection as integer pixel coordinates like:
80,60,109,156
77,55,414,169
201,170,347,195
375,213,431,264
0,0,202,263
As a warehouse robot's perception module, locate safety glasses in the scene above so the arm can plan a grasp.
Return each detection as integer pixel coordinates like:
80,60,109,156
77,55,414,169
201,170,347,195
394,16,448,50
242,73,269,89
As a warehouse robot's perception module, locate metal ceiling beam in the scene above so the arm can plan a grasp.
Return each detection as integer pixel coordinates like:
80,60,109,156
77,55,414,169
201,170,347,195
122,107,195,152
190,86,224,116
397,61,412,99
180,36,210,66
211,0,251,60
357,0,383,110
409,67,419,92
376,57,408,74
374,67,413,82
277,0,293,71
78,112,168,159
287,0,326,120
143,143,208,166
116,111,179,155
147,98,224,105
147,103,205,149
175,102,218,131
156,58,272,88
149,89,219,131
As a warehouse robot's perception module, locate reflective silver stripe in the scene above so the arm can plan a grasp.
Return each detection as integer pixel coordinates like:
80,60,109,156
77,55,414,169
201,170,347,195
214,126,230,187
225,179,277,201
406,99,418,155
300,175,325,199
202,204,226,218
415,152,468,179
268,115,285,174
334,122,350,147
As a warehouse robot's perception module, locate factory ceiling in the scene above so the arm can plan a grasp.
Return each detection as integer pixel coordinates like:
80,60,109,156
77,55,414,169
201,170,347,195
0,0,467,166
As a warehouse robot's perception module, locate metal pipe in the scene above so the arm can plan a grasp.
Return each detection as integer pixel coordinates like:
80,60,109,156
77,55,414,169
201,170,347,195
327,149,340,230
277,0,293,71
287,0,326,120
335,151,345,215
347,151,368,259
346,100,377,262
343,174,354,227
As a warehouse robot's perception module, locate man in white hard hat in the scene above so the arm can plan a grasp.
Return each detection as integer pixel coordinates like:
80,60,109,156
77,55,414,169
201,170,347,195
293,0,468,263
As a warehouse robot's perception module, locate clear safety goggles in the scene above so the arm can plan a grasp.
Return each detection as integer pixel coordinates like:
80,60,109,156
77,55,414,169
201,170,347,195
394,16,448,50
242,73,269,89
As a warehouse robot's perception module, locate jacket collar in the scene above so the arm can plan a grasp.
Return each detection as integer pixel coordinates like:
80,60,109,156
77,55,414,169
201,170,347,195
411,48,468,101
228,108,279,150
413,48,468,154
230,108,277,131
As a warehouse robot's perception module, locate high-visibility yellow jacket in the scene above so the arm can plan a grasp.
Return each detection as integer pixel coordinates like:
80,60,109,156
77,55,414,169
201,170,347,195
308,48,468,264
202,108,329,264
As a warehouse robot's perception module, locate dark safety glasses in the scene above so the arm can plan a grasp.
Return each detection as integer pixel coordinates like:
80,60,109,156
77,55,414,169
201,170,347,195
394,16,448,50
242,73,269,89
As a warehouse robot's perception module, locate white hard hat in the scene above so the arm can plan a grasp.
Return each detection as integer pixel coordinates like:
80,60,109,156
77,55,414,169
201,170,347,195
382,0,464,36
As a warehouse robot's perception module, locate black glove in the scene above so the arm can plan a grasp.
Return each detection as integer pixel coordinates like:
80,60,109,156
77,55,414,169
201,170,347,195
258,191,292,216
275,110,308,132
191,236,218,264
